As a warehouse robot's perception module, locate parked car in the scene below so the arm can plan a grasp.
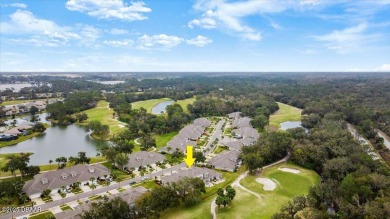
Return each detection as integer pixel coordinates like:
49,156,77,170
129,181,136,185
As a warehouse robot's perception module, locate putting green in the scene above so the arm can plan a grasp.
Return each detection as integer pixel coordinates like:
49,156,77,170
268,102,302,130
217,163,319,219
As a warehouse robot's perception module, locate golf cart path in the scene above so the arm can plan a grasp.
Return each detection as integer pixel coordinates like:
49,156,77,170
210,152,290,219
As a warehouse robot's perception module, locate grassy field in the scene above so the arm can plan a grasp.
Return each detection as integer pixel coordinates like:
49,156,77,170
0,98,51,106
268,102,302,130
160,167,246,219
217,163,319,219
78,100,125,140
162,195,213,219
0,131,46,148
154,131,178,148
131,98,172,113
175,97,196,112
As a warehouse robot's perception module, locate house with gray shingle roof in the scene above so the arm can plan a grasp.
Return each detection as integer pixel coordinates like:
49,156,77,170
208,150,241,172
124,151,165,170
55,186,148,219
161,167,223,187
23,164,110,199
160,118,211,154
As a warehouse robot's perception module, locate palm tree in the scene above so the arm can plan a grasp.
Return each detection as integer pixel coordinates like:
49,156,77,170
49,160,53,170
90,184,97,196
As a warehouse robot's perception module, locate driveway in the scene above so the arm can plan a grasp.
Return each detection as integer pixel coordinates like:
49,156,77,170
205,119,225,156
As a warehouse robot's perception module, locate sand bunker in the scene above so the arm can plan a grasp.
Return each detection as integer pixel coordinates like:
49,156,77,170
255,178,276,191
278,167,301,174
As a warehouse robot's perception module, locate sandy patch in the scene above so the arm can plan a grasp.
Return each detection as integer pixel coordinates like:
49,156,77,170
278,167,301,174
255,178,277,191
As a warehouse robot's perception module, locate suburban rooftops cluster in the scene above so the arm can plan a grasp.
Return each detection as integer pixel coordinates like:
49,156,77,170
160,118,211,154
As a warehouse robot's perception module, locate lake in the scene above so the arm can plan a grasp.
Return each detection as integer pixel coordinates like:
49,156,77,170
0,125,108,165
152,100,174,114
97,81,125,85
0,83,34,92
280,121,305,131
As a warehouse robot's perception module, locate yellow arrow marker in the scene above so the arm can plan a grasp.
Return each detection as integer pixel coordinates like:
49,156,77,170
184,145,196,168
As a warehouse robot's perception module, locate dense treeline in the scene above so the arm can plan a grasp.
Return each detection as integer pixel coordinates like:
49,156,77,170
267,78,390,164
188,93,278,129
241,132,291,173
46,91,101,125
81,177,206,219
273,117,390,218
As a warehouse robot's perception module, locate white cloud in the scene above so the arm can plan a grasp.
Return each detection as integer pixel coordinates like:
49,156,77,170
186,35,212,47
0,10,70,34
0,10,104,47
103,39,133,47
138,34,184,50
66,0,151,21
313,23,379,53
376,64,390,71
78,25,101,45
10,3,27,8
110,28,129,35
190,0,292,41
10,36,66,47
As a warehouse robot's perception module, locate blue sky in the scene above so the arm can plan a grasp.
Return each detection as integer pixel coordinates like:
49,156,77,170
0,0,389,72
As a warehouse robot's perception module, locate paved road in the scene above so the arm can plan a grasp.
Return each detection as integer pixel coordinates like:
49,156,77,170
0,162,187,219
205,119,225,156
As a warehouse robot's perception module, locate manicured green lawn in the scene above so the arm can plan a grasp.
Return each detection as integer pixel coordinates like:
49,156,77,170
154,131,178,148
60,204,72,211
0,98,51,106
131,98,172,113
78,100,125,140
160,167,246,219
0,153,33,177
161,195,213,219
175,97,196,113
268,102,302,129
217,163,320,219
213,146,227,154
29,210,55,219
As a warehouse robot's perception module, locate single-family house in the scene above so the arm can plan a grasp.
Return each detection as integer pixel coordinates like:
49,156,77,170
160,167,223,187
22,164,110,199
124,151,165,170
207,150,241,172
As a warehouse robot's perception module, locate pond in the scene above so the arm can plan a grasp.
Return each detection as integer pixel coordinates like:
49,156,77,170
4,113,50,126
280,121,306,131
0,125,109,165
152,100,174,114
